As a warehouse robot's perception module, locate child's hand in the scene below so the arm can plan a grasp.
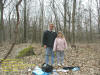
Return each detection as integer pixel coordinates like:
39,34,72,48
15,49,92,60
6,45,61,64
53,50,55,52
66,48,69,50
65,48,68,51
64,48,67,50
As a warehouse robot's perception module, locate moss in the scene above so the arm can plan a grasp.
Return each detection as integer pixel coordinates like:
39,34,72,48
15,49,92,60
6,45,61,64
16,46,35,58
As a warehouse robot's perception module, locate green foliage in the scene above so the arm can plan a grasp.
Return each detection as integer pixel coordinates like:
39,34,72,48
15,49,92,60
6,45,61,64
16,46,35,58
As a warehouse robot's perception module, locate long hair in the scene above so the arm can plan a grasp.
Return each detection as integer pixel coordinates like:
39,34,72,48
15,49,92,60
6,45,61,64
57,31,65,38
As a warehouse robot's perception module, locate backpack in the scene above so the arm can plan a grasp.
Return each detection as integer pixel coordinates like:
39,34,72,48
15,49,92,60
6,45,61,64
41,63,53,73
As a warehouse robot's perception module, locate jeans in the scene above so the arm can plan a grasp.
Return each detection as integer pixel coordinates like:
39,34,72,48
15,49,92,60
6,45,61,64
56,51,64,64
45,47,54,65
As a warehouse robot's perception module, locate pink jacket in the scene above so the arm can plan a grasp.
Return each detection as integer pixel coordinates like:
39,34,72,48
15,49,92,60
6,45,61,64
53,37,68,51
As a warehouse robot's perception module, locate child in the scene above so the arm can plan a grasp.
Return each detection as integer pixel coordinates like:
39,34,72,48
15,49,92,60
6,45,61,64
53,31,68,66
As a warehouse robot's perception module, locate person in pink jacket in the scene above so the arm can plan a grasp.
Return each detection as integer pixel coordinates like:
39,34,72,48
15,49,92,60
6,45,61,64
53,31,68,66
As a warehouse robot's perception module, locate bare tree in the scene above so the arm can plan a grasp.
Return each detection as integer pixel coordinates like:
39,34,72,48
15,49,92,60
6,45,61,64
8,6,14,41
63,0,67,38
23,0,27,43
72,0,76,44
96,0,100,34
85,16,89,43
51,0,59,32
0,0,7,43
39,0,44,43
88,0,93,42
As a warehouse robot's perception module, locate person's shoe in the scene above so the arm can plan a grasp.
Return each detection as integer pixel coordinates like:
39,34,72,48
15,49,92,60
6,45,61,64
61,63,64,66
57,64,61,66
52,64,55,67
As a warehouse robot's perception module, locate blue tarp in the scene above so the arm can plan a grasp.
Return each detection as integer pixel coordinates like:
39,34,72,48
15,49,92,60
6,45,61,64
32,66,51,75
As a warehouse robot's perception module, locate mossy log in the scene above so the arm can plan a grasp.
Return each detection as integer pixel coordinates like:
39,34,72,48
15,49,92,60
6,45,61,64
16,46,35,58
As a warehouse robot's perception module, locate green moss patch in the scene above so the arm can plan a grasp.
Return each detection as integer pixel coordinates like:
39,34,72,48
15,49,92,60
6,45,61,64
16,46,35,58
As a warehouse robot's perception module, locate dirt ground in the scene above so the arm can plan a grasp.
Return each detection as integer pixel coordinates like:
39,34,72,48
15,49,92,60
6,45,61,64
0,43,100,75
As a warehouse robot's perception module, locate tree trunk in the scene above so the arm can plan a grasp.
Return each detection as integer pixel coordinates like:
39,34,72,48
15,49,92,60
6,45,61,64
97,0,100,34
72,0,76,44
64,0,67,38
98,13,100,34
89,8,93,42
40,0,44,44
52,0,59,32
0,0,5,43
23,0,27,43
68,9,71,43
85,16,89,43
8,13,12,41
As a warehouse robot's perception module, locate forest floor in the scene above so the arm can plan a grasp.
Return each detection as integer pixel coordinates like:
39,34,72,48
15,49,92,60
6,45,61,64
0,43,100,75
